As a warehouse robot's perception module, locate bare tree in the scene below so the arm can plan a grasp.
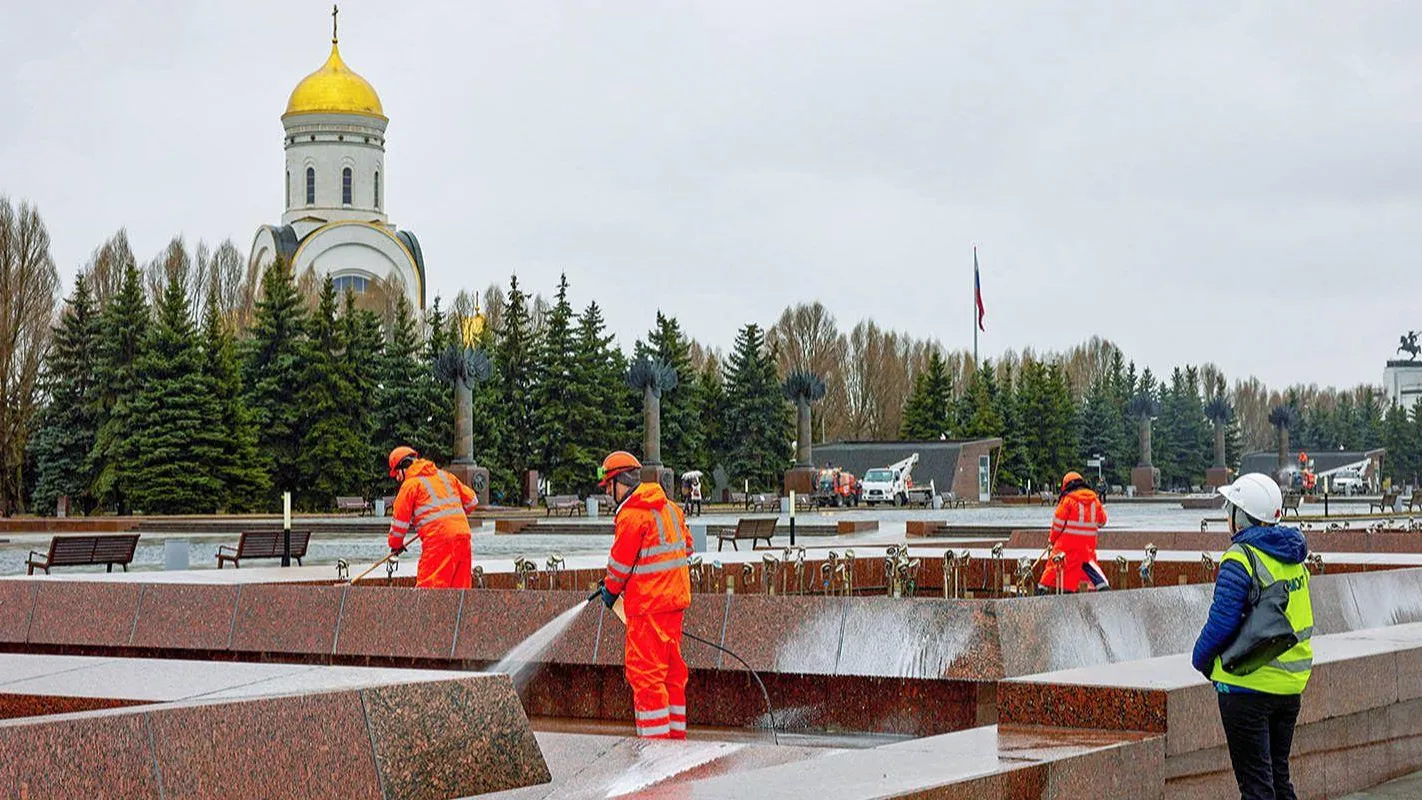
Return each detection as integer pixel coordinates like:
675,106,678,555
0,198,60,514
83,229,135,307
769,302,847,443
841,320,917,440
145,236,192,304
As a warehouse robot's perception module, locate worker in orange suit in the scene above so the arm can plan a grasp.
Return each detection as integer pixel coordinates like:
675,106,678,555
595,451,693,740
1038,471,1110,594
387,446,479,589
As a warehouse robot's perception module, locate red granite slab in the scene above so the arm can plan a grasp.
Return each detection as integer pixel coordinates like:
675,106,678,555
680,593,730,671
0,711,160,799
229,583,346,656
28,581,143,648
905,520,946,537
0,693,147,721
361,674,551,798
836,597,1001,680
149,690,380,800
836,520,877,533
0,581,36,643
334,584,462,661
998,682,1167,733
1048,737,1164,798
453,589,585,663
720,595,845,674
130,583,239,651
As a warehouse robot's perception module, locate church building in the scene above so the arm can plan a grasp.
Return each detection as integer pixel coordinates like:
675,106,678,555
248,10,425,311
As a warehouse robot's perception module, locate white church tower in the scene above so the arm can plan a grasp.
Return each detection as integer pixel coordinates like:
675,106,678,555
249,6,425,310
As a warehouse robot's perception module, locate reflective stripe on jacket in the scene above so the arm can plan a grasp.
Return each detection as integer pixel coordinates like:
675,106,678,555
389,459,478,543
1209,543,1314,695
604,482,693,617
1040,488,1107,591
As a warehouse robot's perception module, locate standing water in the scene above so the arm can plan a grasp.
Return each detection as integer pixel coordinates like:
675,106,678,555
491,602,587,690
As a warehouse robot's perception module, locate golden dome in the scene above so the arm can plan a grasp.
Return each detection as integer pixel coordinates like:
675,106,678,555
284,42,385,120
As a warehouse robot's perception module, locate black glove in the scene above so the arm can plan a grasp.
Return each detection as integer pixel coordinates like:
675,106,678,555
599,585,619,609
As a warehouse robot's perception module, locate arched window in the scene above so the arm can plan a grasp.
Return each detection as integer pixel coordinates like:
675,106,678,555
332,275,370,295
305,167,315,205
374,171,380,210
285,170,290,208
342,167,352,206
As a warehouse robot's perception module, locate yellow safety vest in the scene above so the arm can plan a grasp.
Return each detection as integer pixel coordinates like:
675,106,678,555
1210,543,1313,695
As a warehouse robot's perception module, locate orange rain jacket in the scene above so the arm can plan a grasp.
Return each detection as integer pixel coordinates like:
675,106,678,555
388,459,479,588
603,482,693,616
1040,487,1108,592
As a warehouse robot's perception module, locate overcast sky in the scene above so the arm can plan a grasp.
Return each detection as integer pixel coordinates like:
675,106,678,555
2,1,1418,388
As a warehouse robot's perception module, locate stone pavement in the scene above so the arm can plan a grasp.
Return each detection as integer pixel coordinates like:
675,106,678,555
1342,770,1422,798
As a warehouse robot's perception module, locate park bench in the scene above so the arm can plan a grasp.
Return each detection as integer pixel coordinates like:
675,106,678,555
336,496,370,515
544,495,582,517
1370,490,1401,515
216,529,312,568
750,493,779,512
794,493,813,511
716,518,778,551
943,492,968,509
1282,491,1303,519
1407,489,1422,513
26,534,140,575
728,491,748,508
590,494,615,515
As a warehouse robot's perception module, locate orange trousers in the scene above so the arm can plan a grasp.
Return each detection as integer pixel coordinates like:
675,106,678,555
415,533,472,589
624,609,688,739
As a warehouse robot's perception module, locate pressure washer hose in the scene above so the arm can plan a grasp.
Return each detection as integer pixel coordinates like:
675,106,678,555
681,630,780,746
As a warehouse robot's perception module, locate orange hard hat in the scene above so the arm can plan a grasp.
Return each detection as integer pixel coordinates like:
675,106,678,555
1060,471,1085,492
388,446,419,478
598,451,642,487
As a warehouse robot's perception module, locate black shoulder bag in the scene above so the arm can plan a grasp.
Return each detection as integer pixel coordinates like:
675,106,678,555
1219,544,1299,676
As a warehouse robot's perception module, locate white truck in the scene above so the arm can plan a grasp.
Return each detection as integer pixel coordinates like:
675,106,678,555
860,453,936,506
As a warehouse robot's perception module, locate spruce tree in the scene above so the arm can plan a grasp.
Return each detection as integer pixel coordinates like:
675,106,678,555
569,302,632,492
201,283,269,511
723,323,792,491
492,275,540,502
412,297,455,465
32,275,103,515
127,276,226,513
957,361,1005,439
89,261,150,513
1077,371,1125,488
295,276,365,509
994,361,1031,490
244,257,308,496
899,350,952,439
635,313,703,469
341,291,384,492
375,294,431,471
696,355,729,473
532,275,583,493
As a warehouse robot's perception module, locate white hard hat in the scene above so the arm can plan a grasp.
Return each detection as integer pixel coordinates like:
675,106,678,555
1218,472,1283,525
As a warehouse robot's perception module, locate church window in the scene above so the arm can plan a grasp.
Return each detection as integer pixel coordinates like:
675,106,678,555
285,170,290,207
374,171,380,210
306,167,315,205
342,168,352,205
332,275,370,295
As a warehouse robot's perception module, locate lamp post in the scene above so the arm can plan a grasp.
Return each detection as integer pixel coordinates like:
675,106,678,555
281,491,292,567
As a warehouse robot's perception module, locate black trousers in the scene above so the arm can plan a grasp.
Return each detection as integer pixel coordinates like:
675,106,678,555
1217,691,1301,800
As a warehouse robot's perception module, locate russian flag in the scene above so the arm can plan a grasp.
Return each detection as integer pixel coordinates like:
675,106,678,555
974,247,985,332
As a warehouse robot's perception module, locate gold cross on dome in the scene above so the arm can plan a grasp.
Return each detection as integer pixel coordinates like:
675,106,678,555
332,4,339,43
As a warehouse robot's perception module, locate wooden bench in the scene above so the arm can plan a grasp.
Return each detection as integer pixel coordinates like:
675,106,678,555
943,492,968,509
1407,489,1422,513
1370,490,1401,514
336,496,370,515
216,530,312,568
591,494,615,515
1282,491,1303,519
716,518,778,551
545,495,582,517
750,493,780,512
729,491,748,509
27,534,140,575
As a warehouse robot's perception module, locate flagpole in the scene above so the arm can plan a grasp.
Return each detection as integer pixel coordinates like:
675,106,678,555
972,245,979,368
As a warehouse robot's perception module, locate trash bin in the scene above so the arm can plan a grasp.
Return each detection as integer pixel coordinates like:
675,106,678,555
690,524,707,553
374,498,386,517
164,539,190,571
932,494,944,510
586,497,599,518
780,497,791,513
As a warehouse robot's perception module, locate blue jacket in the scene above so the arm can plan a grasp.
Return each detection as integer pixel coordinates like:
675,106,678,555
1190,525,1309,688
